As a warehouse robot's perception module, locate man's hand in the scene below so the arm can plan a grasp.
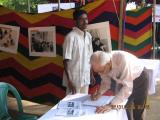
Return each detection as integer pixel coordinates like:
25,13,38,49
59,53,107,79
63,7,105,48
91,91,101,101
96,104,112,113
68,80,76,94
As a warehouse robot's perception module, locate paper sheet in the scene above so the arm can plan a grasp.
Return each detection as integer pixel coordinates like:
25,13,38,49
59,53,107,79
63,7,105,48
57,101,82,109
55,108,85,116
83,96,114,107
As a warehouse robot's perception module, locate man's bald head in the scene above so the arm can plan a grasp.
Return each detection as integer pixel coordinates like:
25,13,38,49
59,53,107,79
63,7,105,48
90,51,112,74
90,51,111,66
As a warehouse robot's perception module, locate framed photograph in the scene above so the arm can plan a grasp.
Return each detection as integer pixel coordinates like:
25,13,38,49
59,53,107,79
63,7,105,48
0,24,20,54
87,21,112,52
28,26,56,57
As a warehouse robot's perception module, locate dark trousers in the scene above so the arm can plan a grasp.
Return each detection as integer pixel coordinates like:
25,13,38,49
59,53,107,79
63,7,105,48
125,68,149,120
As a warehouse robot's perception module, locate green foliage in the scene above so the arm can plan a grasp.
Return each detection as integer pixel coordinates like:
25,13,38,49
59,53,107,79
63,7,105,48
0,0,49,13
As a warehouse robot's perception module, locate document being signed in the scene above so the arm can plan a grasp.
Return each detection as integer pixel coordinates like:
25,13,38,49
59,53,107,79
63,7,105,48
83,96,115,107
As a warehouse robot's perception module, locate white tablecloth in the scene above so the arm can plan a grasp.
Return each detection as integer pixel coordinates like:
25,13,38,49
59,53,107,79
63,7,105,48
38,94,128,120
140,59,160,95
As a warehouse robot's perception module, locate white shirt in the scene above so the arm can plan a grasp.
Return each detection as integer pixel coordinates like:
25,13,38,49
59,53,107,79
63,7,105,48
63,27,93,88
99,51,144,105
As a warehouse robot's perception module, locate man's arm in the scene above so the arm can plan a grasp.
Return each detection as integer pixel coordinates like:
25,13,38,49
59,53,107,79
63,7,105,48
63,59,70,81
63,59,76,94
63,32,76,94
91,76,111,100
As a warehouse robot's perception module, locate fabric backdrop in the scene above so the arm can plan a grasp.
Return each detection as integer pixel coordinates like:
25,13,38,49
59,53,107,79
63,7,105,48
0,0,152,104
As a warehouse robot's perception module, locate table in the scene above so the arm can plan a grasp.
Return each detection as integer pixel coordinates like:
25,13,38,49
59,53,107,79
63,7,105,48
140,59,160,95
38,94,128,120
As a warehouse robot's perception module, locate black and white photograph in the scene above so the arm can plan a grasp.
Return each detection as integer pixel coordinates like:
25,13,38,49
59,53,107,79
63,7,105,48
67,108,74,115
0,24,20,53
28,26,56,57
87,21,112,52
57,101,82,109
67,102,74,107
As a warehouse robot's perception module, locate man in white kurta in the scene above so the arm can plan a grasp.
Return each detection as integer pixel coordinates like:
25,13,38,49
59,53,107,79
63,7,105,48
63,9,93,94
90,51,148,120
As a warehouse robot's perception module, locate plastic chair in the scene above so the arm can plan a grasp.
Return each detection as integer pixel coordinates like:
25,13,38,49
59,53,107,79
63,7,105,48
0,82,38,120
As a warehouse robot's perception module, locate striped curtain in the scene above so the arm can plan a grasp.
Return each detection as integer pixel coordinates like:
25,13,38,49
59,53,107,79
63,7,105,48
0,0,152,104
124,7,152,58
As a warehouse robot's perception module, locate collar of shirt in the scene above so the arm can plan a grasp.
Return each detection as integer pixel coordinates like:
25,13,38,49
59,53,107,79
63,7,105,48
73,27,86,37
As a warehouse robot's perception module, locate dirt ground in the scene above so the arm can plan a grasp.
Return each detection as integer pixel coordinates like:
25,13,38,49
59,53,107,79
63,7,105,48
145,80,160,120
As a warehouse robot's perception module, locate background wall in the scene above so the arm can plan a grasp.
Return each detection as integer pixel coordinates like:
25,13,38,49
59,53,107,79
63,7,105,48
0,0,152,104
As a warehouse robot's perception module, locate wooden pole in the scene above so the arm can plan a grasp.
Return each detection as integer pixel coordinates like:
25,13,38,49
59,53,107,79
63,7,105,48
118,0,125,50
152,0,156,58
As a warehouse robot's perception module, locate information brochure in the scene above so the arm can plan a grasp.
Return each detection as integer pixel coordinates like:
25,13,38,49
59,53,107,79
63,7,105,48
56,101,85,116
57,101,82,109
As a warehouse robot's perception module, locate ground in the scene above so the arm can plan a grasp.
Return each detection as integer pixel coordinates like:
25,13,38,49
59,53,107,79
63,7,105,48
145,80,160,120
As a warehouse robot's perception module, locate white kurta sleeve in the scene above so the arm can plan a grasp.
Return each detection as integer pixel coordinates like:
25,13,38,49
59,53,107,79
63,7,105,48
99,75,111,95
63,34,74,60
89,35,93,55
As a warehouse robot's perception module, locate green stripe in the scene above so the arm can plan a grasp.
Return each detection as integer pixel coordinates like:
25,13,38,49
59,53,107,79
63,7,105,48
111,40,118,50
126,7,151,17
124,37,152,51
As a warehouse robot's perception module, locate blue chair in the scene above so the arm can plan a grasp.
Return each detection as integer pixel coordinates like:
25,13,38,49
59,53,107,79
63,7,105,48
0,82,38,120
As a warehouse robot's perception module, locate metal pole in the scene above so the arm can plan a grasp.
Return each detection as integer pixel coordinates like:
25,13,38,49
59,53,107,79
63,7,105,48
27,0,31,13
152,0,156,58
58,0,60,11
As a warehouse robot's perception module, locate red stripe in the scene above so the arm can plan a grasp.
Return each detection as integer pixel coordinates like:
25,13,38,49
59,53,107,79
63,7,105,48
88,0,120,21
0,4,119,28
0,58,63,79
56,33,65,45
1,76,65,99
125,44,152,57
110,24,119,41
51,14,74,28
19,34,29,48
0,12,74,28
0,12,15,23
126,8,152,25
124,23,152,39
